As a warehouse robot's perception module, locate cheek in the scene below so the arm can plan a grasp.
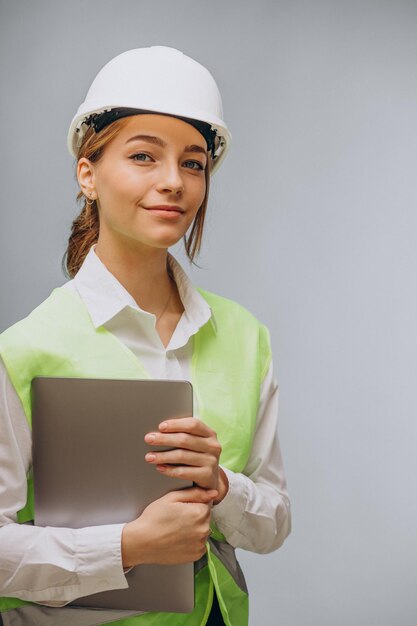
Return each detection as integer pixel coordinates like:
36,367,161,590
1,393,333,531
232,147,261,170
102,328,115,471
98,161,147,200
108,173,138,199
191,177,207,209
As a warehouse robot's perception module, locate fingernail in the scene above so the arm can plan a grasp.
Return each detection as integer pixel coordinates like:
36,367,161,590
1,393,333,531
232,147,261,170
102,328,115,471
159,422,168,431
145,433,156,443
145,454,156,462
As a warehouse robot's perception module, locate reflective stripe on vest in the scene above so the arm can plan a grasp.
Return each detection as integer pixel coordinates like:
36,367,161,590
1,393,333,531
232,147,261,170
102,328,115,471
0,286,271,626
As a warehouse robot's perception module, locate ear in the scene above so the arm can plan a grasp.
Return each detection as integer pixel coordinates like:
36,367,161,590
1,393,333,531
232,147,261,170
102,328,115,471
77,157,97,200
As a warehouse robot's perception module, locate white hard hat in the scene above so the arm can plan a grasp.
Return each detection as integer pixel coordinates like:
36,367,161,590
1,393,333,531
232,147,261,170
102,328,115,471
67,46,231,175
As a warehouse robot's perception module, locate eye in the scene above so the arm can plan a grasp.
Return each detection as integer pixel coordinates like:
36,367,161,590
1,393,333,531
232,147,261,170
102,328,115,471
183,160,205,171
129,152,153,162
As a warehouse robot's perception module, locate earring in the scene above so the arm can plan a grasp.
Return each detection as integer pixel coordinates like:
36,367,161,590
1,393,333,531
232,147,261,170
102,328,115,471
85,192,95,206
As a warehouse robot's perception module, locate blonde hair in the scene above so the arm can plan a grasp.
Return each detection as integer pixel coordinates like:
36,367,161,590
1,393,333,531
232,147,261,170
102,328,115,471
62,116,211,278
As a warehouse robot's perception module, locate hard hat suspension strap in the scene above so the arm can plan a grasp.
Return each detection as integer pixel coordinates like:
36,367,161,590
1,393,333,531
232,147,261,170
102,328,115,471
83,107,220,159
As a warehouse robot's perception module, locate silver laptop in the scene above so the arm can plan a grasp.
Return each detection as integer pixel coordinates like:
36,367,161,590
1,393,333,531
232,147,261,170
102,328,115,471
31,376,195,613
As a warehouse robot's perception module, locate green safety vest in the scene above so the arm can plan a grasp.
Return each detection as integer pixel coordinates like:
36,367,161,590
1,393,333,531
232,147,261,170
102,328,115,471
0,285,271,626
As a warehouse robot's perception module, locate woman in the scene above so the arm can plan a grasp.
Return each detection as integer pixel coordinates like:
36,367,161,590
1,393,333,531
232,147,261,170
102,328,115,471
0,46,291,626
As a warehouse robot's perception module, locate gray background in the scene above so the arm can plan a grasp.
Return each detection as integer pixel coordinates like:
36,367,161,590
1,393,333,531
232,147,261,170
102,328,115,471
1,1,416,624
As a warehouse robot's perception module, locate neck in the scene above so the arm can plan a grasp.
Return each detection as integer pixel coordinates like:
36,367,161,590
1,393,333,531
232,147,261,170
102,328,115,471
94,234,178,316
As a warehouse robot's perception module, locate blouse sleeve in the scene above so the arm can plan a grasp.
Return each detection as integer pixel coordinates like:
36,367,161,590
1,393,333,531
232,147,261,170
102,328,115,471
0,356,129,605
211,358,292,553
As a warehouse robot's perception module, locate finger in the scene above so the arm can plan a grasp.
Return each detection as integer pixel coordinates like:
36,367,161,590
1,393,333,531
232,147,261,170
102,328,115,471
156,464,217,489
145,449,215,467
158,417,215,437
144,431,210,453
168,487,218,503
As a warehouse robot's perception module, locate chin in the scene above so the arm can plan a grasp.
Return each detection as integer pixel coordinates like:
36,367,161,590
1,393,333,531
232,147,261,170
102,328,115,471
147,230,186,248
143,235,184,249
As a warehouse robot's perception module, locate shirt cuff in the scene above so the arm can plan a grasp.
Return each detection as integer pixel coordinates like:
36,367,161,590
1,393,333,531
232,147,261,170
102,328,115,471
211,466,249,538
76,522,128,585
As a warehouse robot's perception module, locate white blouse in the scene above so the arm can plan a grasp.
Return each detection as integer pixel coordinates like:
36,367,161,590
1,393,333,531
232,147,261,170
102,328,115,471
0,244,291,605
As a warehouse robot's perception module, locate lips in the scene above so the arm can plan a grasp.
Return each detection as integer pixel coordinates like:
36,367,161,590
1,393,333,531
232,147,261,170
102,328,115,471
145,205,184,213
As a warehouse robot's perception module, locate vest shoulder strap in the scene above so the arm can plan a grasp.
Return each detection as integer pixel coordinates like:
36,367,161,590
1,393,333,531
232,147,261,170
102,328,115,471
196,286,272,382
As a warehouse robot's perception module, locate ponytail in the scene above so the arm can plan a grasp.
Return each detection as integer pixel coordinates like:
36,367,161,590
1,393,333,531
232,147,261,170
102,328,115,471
63,193,100,279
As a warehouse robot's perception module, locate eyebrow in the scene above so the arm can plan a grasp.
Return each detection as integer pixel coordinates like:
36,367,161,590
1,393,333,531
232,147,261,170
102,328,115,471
125,134,207,155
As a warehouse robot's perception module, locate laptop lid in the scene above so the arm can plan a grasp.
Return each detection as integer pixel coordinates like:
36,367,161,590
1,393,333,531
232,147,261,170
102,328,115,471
31,376,195,613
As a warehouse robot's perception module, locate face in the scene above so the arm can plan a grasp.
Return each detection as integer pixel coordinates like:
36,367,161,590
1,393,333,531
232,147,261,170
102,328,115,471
77,114,208,253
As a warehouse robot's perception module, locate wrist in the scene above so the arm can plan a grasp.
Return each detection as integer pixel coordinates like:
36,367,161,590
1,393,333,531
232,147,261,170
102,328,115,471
121,520,147,568
121,522,135,568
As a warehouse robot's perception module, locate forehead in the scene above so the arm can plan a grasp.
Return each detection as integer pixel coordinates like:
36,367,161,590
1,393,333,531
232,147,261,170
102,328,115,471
115,113,207,149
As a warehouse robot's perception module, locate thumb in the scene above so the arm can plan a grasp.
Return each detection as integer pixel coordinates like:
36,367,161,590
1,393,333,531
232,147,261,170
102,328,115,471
169,487,218,504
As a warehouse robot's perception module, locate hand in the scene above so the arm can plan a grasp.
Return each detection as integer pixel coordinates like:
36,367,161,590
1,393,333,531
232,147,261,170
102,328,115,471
144,417,229,504
121,486,216,568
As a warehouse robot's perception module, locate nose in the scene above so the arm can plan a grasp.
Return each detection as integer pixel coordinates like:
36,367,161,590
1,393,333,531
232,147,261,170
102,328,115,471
156,159,184,195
